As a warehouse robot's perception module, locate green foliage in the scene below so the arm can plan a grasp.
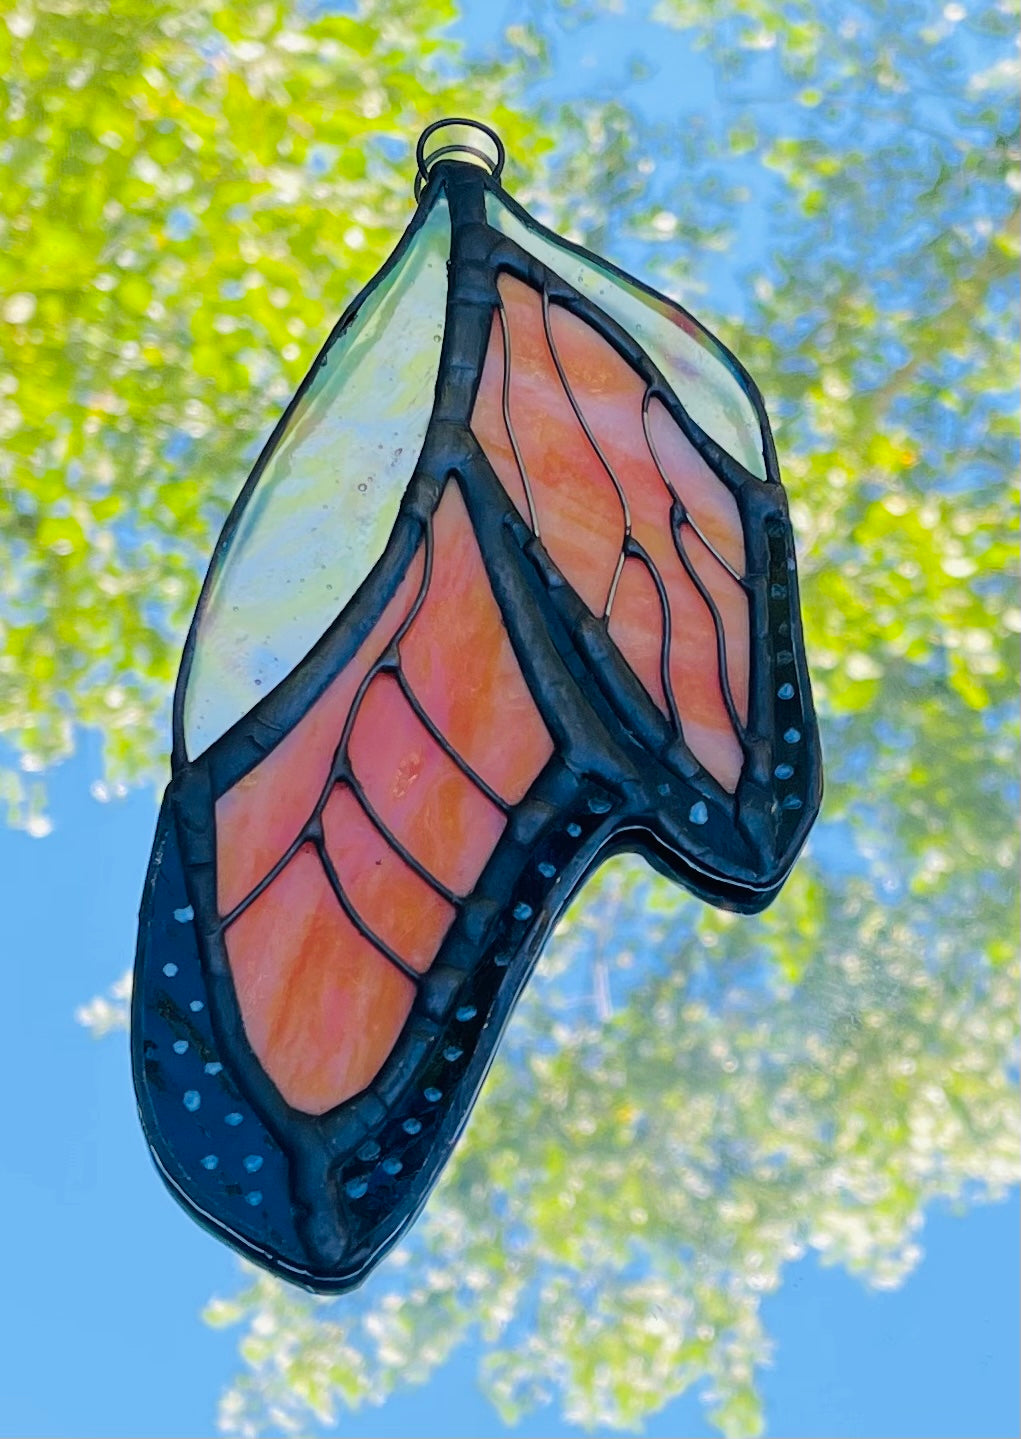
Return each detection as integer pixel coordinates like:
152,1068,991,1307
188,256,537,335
18,0,1020,1435
207,855,1018,1438
193,5,1018,1436
0,0,633,816
650,0,1019,715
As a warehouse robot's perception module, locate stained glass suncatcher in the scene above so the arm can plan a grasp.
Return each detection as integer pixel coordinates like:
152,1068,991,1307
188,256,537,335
132,118,822,1291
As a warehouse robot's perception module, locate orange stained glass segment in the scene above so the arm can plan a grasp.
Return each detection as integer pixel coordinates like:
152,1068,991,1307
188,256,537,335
215,551,425,918
545,299,749,790
348,671,507,897
471,273,749,792
401,481,553,804
484,189,768,481
471,279,624,616
645,397,746,575
212,473,561,1117
223,843,416,1114
607,555,668,714
320,783,455,972
681,523,750,714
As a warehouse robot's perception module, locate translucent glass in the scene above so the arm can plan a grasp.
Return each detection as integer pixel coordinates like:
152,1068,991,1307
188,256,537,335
215,482,551,1115
225,844,417,1114
184,195,451,757
486,192,767,481
471,274,748,791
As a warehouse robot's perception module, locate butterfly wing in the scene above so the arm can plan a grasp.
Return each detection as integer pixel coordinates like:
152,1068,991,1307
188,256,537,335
468,181,820,908
136,472,568,1287
133,156,821,1291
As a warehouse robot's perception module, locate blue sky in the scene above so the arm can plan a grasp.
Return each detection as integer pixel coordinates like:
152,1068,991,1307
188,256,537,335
0,746,1017,1437
2,3,1017,1437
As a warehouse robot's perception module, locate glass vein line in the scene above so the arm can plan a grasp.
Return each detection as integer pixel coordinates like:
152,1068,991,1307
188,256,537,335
219,512,461,936
339,771,464,908
541,286,630,620
671,513,747,744
314,835,422,985
497,297,540,537
393,668,511,813
625,534,682,735
641,387,744,586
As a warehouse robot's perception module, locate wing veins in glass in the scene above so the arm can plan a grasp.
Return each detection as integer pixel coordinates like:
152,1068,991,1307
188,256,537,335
539,287,747,765
340,769,465,909
624,535,682,735
313,833,423,985
220,824,306,930
479,276,623,616
219,519,436,927
213,472,552,1113
223,844,417,1115
392,669,511,814
497,297,540,536
642,387,744,585
672,515,747,742
216,471,554,1117
319,785,456,976
542,287,630,620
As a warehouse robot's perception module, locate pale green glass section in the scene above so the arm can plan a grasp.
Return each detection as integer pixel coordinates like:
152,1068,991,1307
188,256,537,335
486,193,767,481
184,197,450,757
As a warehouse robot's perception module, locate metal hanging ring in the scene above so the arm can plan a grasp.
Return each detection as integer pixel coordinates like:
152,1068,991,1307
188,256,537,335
415,117,506,198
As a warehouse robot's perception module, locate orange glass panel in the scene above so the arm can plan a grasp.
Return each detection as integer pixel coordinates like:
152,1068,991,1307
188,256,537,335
472,272,748,792
485,189,768,481
401,481,553,804
607,556,668,714
683,524,750,725
545,300,748,791
223,843,416,1115
468,321,532,526
321,783,455,972
348,672,507,897
472,275,624,616
646,396,745,574
215,551,425,917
